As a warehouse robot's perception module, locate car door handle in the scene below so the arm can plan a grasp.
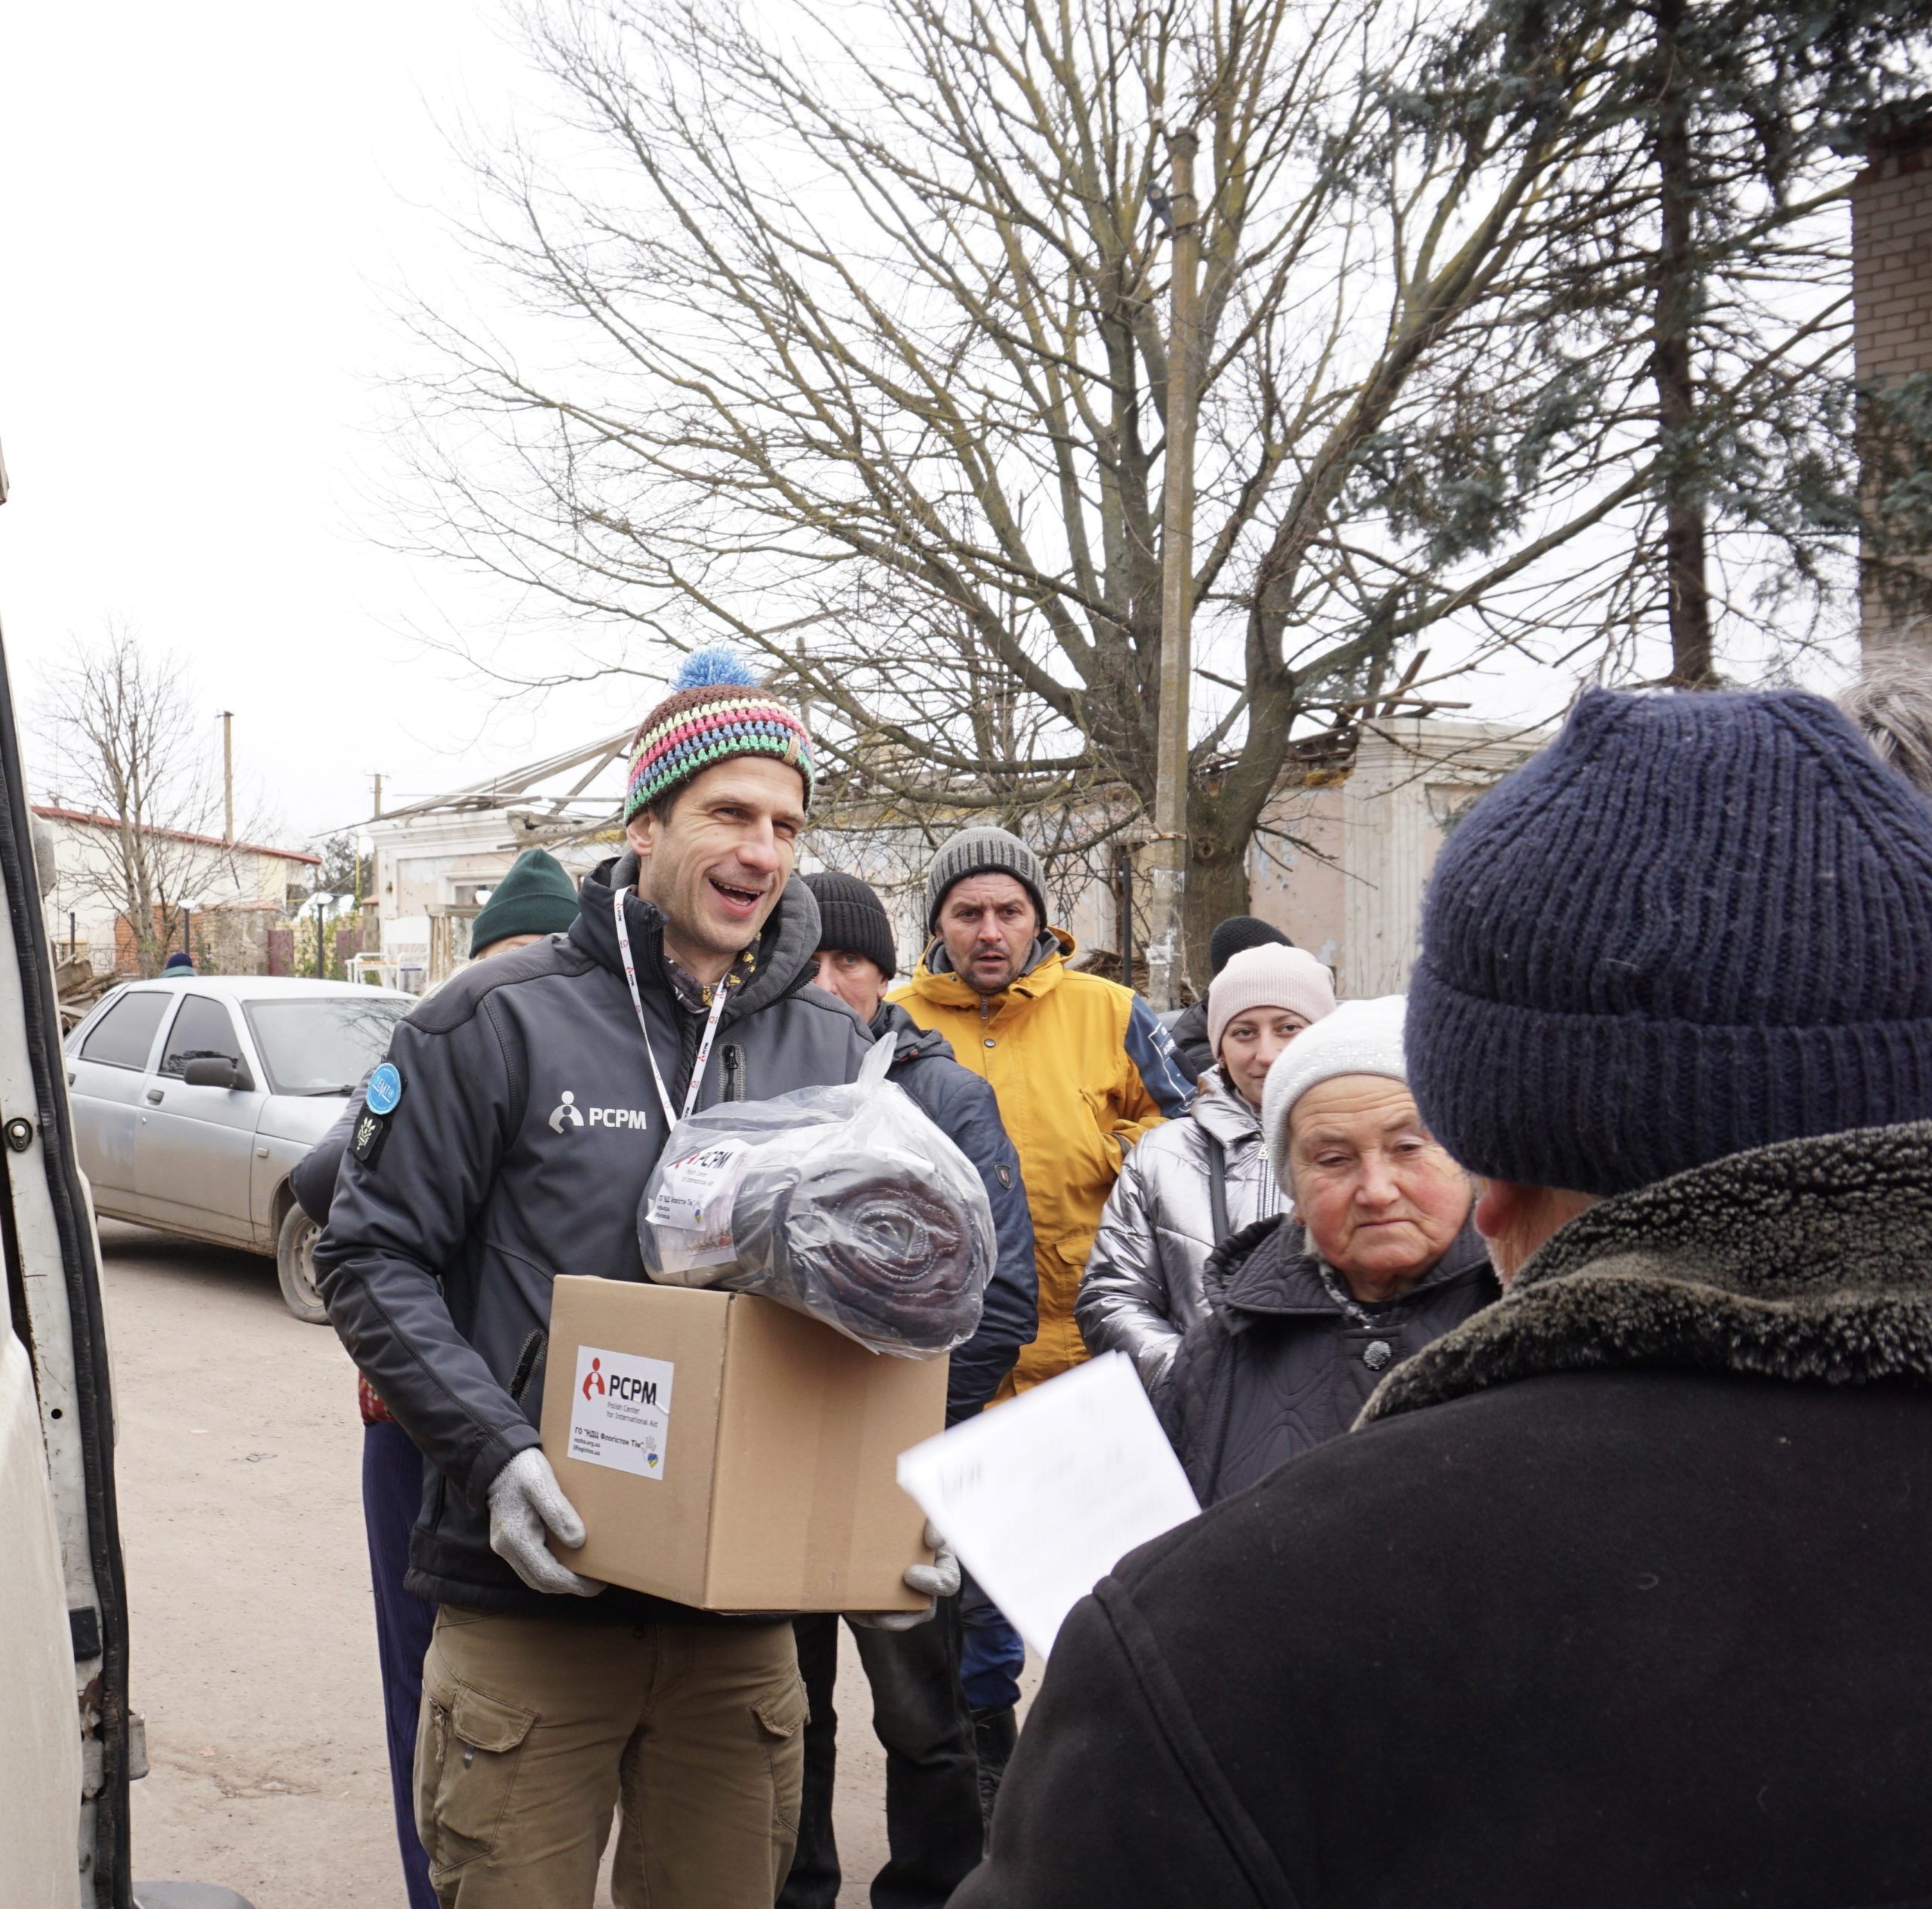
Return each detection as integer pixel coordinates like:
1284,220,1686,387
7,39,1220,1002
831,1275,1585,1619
145,1088,165,1104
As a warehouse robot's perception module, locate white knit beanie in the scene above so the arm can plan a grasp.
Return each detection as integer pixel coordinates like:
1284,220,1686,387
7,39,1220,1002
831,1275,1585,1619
1261,993,1410,1179
1206,945,1337,1058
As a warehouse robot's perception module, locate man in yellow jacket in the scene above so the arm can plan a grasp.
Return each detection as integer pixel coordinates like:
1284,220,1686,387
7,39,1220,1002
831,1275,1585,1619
892,825,1194,1808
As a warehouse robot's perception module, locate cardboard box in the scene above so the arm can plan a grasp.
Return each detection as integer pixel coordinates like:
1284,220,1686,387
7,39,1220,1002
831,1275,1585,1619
540,1276,945,1612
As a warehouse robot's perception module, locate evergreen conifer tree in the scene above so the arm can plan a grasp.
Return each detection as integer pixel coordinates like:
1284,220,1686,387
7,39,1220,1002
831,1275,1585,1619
1411,0,1931,683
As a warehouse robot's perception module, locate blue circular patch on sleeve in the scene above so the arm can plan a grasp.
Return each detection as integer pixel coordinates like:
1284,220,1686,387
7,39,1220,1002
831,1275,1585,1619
365,1063,403,1117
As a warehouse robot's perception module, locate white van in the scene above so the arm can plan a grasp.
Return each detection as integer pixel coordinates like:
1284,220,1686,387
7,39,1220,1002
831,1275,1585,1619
0,524,247,1900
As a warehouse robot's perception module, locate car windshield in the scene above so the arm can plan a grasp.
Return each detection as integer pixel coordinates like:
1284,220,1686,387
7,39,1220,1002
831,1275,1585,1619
242,996,408,1096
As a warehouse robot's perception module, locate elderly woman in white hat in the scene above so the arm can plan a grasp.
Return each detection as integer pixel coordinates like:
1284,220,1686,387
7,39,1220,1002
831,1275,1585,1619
1158,995,1497,1504
1078,944,1337,1392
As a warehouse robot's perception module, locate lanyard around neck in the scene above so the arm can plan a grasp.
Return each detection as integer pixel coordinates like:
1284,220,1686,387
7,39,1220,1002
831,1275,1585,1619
612,887,732,1130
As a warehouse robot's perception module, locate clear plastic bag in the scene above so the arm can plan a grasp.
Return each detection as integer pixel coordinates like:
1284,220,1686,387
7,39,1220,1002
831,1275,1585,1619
638,1037,994,1358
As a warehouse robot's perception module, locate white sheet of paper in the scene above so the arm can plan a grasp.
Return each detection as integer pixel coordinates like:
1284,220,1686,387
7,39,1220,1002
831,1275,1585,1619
896,1351,1200,1658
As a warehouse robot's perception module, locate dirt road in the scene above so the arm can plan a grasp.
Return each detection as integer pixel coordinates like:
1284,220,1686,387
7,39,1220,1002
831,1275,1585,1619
104,1218,1020,1908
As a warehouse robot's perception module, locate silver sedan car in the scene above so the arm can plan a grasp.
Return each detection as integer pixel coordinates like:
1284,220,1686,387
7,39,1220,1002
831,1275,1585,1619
63,976,412,1321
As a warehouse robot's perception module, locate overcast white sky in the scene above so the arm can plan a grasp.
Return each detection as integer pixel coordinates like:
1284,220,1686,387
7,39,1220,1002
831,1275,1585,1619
0,0,636,848
0,2,1866,858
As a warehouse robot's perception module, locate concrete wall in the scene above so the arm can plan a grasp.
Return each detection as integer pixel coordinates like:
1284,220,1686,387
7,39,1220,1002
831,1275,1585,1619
802,719,1542,997
1247,784,1346,971
1853,112,1932,651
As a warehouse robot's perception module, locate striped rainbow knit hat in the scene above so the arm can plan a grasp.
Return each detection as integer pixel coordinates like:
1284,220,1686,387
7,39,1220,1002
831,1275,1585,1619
624,648,815,820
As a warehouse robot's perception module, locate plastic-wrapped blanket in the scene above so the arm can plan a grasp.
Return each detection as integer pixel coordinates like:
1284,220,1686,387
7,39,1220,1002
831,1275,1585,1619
638,1038,993,1357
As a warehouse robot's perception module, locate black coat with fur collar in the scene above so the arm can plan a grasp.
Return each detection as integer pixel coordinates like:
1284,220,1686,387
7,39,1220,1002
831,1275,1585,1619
954,1124,1932,1909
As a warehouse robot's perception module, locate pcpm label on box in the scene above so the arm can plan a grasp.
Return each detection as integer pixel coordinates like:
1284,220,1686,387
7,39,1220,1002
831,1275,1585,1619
569,1344,675,1480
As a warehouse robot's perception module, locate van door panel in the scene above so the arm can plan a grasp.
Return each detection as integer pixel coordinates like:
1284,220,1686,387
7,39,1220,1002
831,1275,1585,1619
0,1328,86,1909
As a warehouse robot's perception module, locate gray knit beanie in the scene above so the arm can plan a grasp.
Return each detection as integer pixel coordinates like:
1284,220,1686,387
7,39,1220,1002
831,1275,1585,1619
925,827,1048,931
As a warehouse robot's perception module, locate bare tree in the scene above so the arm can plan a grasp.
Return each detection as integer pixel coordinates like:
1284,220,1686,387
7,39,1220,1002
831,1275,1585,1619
392,0,1872,963
38,625,235,977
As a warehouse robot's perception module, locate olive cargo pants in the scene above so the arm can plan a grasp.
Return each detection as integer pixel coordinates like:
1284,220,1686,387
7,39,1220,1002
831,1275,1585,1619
414,1606,806,1908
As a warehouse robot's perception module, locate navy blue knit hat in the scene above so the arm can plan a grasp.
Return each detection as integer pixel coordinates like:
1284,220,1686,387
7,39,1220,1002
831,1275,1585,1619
1407,687,1932,1197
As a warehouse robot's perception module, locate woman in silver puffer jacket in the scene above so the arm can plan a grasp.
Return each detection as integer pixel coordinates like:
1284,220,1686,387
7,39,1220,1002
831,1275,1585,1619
1077,944,1337,1392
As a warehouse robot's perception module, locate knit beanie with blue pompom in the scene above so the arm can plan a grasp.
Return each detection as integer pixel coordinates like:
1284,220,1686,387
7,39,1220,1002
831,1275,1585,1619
624,647,814,817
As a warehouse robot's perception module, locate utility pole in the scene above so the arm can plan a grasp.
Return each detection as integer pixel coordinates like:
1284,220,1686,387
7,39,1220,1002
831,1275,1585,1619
217,710,235,843
371,772,383,820
1146,123,1199,1011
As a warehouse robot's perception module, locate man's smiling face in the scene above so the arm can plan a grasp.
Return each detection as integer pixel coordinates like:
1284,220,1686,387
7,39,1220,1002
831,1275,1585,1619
626,757,807,979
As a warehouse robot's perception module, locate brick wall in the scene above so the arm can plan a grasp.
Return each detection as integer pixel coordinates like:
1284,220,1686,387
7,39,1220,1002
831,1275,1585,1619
1854,112,1932,651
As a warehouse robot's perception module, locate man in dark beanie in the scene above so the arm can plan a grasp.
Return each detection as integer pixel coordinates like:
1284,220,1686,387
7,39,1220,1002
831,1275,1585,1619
1167,914,1294,1079
466,847,580,957
779,869,1036,1909
957,687,1932,1909
898,824,1192,1399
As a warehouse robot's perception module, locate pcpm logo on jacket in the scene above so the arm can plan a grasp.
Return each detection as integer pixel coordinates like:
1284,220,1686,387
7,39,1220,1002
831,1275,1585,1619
547,1089,650,1135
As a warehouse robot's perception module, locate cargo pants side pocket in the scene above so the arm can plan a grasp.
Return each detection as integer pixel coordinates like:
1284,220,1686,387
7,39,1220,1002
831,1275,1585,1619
753,1672,809,1839
415,1656,538,1886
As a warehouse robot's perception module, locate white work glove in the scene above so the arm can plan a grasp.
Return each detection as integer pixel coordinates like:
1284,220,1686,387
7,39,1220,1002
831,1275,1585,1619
850,1523,960,1631
487,1449,606,1598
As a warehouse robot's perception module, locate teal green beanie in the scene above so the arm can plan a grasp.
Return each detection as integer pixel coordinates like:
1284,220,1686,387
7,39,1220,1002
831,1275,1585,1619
469,849,579,956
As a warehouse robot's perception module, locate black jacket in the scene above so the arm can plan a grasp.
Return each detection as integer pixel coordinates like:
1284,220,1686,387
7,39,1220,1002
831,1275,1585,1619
1167,999,1214,1084
1159,1214,1497,1503
315,855,872,1620
955,1123,1932,1909
300,1001,1035,1420
872,999,1036,1420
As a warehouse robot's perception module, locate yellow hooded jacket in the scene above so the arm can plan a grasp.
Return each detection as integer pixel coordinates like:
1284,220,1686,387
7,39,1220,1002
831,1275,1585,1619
893,929,1195,1396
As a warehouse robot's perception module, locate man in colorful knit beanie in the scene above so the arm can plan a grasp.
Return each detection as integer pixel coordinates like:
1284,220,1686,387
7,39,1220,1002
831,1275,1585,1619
319,651,952,1909
958,688,1932,1909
